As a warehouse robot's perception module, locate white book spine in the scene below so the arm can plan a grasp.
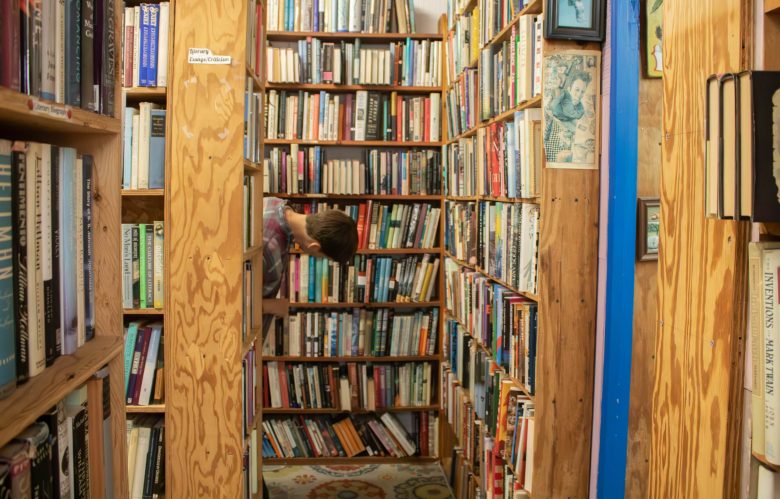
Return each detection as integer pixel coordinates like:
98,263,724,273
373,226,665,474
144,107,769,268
74,157,85,348
130,114,140,189
28,146,45,377
157,3,170,86
766,250,780,464
55,0,65,102
132,7,141,88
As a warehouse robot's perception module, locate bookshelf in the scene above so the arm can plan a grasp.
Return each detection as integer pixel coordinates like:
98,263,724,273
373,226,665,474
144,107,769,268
439,0,600,497
259,13,448,464
0,0,129,496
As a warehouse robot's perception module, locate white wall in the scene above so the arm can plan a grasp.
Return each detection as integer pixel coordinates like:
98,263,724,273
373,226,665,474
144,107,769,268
414,0,448,33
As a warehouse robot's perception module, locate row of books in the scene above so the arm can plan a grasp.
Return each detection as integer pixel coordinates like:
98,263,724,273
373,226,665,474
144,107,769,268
446,201,478,263
244,78,263,164
122,3,171,88
0,141,95,397
264,90,441,142
127,415,165,499
246,0,264,78
493,381,535,496
479,0,535,46
478,201,539,294
0,0,117,115
480,112,542,199
123,322,165,407
0,373,113,499
479,16,542,119
263,361,435,409
446,8,480,83
266,0,417,33
704,71,780,221
121,223,164,310
288,254,440,303
243,175,258,250
445,260,537,382
289,200,441,250
262,412,438,459
267,39,442,87
444,137,478,197
264,308,440,357
122,104,166,190
243,346,257,437
264,147,442,195
445,68,479,138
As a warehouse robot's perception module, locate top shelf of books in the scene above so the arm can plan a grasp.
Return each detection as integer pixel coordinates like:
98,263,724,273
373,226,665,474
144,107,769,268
0,87,121,135
266,31,443,41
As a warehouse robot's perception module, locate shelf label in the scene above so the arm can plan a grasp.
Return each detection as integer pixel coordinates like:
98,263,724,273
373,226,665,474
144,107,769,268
27,98,72,120
188,48,232,65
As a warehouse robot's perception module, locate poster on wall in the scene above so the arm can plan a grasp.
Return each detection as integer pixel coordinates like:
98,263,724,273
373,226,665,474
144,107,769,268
542,50,601,170
646,0,663,78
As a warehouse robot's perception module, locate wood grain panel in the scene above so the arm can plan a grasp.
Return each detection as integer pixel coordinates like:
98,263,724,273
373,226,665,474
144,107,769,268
167,0,248,496
624,74,662,499
650,0,752,497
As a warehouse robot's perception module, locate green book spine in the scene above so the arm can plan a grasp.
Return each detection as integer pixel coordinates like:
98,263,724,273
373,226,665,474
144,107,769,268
139,224,147,308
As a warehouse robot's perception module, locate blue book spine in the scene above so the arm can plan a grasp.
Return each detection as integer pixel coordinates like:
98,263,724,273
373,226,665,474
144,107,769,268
148,109,166,188
0,142,16,396
382,258,391,302
313,0,319,31
82,156,95,341
287,0,293,31
147,4,159,86
123,323,139,392
379,206,391,248
351,311,359,356
315,258,323,303
139,4,150,86
318,91,326,134
122,110,135,189
60,148,78,355
307,256,315,301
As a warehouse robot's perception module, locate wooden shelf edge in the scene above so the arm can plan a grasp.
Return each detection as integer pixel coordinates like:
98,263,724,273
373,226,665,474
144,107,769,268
263,456,439,464
124,308,165,316
482,0,543,49
127,404,167,414
754,452,780,471
0,86,120,134
124,87,168,99
122,189,165,197
766,0,780,14
0,337,123,447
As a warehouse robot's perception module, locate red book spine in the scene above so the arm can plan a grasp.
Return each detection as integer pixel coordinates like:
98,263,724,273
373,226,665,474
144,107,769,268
123,24,134,87
361,201,372,249
298,416,320,457
278,362,290,408
356,203,367,252
132,327,153,404
364,258,373,303
254,5,262,76
419,411,429,456
0,0,21,90
263,364,271,408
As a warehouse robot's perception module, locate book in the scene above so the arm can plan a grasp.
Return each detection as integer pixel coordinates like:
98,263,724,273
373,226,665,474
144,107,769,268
13,422,52,499
122,223,163,309
0,140,15,398
122,3,170,88
65,385,89,499
0,442,31,497
267,0,417,33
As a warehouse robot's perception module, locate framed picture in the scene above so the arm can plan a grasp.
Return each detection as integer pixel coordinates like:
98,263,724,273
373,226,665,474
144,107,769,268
542,50,601,169
645,0,663,78
637,197,660,261
545,0,606,42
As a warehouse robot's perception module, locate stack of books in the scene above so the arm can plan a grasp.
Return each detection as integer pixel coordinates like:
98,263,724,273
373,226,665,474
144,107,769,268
262,412,437,458
264,147,442,195
265,90,441,142
444,138,479,197
266,308,440,357
266,0,418,33
267,39,442,87
479,0,535,45
263,361,435,409
121,223,164,310
445,68,479,138
122,104,166,190
0,141,96,396
122,3,171,88
126,415,165,498
445,201,478,264
0,0,118,115
123,322,165,406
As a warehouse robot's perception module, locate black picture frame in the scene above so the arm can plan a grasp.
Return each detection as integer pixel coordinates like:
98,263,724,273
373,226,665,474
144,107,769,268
545,0,606,42
637,197,660,262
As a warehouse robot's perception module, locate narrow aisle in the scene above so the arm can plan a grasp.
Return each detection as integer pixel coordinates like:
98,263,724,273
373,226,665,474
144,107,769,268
263,463,454,498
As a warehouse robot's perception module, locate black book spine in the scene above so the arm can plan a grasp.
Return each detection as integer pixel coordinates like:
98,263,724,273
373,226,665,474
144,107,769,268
31,433,53,499
80,0,95,111
72,407,90,499
82,156,94,340
93,0,102,108
20,0,31,94
31,0,42,96
11,149,29,383
50,147,61,359
278,91,287,139
305,40,312,83
101,0,115,116
296,92,304,158
151,425,165,495
142,426,159,498
131,225,139,308
144,226,153,307
43,146,59,365
37,407,61,498
66,0,81,107
365,92,380,140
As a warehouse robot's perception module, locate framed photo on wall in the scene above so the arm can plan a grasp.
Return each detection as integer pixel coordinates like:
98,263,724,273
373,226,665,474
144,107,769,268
637,197,660,261
645,0,663,77
545,0,606,42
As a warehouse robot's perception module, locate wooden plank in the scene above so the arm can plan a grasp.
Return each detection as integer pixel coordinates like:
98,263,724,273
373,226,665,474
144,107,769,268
0,86,120,133
625,75,662,499
0,337,123,447
650,0,752,497
766,0,780,14
126,404,167,413
167,0,248,496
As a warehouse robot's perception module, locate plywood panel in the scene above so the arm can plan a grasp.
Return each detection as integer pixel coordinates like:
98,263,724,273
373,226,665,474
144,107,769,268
650,0,752,497
625,75,662,499
166,0,248,496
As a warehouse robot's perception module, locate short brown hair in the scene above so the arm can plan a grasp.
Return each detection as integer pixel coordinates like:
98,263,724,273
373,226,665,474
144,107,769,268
306,209,358,263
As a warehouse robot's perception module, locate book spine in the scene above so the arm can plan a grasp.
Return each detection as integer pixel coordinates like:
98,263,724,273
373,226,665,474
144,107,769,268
0,141,15,397
0,0,21,91
101,0,115,116
123,7,134,87
82,156,94,341
148,110,166,189
147,3,159,87
29,145,45,377
153,221,163,309
72,406,90,499
65,0,81,106
157,2,169,86
80,0,95,110
145,224,153,309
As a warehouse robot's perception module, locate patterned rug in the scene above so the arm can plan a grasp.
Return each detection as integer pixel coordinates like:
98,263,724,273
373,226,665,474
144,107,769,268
263,463,454,499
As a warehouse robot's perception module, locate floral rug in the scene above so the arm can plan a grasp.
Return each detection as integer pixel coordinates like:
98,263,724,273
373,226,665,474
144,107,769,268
263,463,454,499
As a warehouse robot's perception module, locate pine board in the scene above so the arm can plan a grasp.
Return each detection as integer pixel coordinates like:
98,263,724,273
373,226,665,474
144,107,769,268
166,0,248,496
650,0,752,497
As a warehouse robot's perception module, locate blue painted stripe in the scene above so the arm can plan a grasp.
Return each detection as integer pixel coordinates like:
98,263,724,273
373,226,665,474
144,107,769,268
597,0,641,497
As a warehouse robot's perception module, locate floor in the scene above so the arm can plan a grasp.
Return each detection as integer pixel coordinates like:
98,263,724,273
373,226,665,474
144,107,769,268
263,463,454,498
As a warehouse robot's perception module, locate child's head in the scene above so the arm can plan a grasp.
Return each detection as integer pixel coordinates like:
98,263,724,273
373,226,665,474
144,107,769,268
567,71,592,105
300,209,358,263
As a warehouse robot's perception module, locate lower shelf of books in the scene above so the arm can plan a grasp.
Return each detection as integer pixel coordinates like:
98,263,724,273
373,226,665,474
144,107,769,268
263,456,441,465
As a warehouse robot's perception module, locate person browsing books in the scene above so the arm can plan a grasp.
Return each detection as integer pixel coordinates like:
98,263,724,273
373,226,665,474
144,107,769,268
260,197,358,496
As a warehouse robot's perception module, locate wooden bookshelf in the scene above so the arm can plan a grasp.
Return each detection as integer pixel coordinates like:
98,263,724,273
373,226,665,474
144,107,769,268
259,18,448,467
126,404,167,414
440,2,599,497
767,0,780,14
122,188,165,197
0,3,130,496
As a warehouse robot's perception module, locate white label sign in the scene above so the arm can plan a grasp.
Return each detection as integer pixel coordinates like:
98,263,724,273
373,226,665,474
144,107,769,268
188,48,232,65
28,98,72,120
